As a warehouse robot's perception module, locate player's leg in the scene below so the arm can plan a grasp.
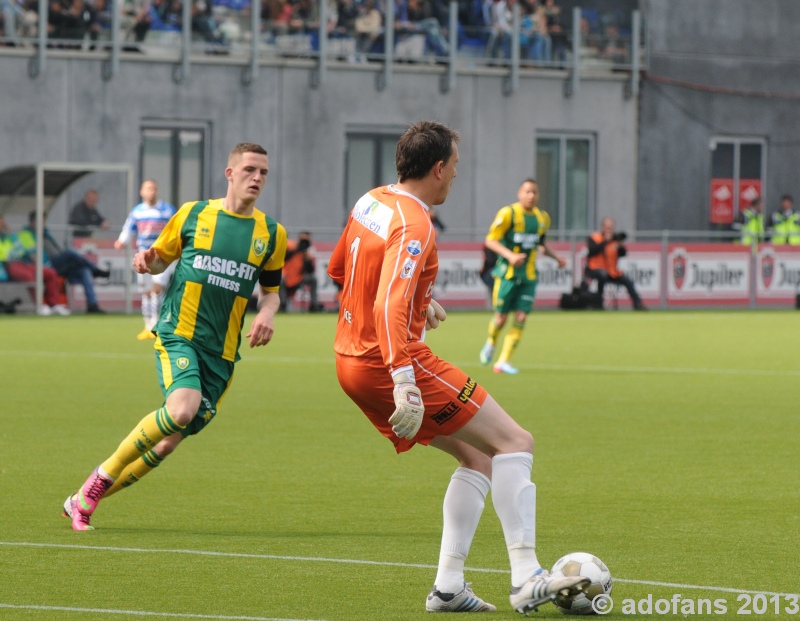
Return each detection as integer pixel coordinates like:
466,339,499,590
100,344,233,500
62,433,184,520
99,386,201,481
148,284,165,328
451,396,589,612
426,435,496,612
494,282,536,374
67,388,199,530
103,433,184,497
66,338,204,530
137,272,154,338
336,349,496,611
480,279,510,365
493,310,526,374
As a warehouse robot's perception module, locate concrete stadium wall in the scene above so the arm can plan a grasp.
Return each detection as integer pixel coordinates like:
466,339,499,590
638,0,800,231
0,51,637,239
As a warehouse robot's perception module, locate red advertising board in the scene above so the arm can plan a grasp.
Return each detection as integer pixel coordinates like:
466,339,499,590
66,239,800,313
739,179,762,210
666,244,751,306
755,246,800,304
710,178,734,224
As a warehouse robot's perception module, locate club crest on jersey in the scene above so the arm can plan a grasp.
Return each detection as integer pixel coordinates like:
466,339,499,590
176,357,190,370
400,257,417,279
253,238,267,257
406,240,422,256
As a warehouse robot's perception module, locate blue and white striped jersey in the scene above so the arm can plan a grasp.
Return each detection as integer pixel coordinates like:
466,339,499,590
117,200,177,250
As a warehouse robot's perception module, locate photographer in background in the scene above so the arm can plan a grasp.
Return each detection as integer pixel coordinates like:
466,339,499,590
279,231,322,312
584,217,646,311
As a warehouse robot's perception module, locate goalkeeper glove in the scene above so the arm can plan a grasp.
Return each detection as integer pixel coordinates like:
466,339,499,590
425,299,447,330
388,371,424,439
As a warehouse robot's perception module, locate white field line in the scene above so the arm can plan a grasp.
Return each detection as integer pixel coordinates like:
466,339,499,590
1,542,797,599
0,605,328,621
0,349,796,377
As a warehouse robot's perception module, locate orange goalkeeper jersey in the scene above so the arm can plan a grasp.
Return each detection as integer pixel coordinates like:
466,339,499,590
328,185,438,377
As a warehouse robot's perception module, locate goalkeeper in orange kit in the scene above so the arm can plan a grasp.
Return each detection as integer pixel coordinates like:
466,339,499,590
328,121,589,614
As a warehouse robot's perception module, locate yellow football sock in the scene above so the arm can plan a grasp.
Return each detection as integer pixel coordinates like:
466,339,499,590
496,322,524,364
103,449,165,498
487,318,502,346
100,407,184,479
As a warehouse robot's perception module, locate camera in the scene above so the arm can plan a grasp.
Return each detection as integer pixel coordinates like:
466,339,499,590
613,231,627,242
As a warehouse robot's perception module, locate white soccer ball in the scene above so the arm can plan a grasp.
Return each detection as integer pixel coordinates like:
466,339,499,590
550,552,613,615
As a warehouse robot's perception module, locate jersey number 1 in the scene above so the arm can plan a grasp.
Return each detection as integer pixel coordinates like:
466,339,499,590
348,236,361,298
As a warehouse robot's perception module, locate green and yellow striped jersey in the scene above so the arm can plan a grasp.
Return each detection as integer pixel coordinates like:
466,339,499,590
152,199,287,362
486,203,551,282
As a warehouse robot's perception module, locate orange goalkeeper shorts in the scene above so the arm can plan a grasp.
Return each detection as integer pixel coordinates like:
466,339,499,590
335,341,488,453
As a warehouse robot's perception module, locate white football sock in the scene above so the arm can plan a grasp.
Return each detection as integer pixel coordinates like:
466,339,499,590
491,452,540,587
152,290,165,322
433,467,491,594
141,293,152,329
147,291,166,330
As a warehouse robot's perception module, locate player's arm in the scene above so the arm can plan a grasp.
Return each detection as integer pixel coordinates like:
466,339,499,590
425,298,446,330
142,202,195,274
541,238,567,268
247,286,280,348
375,220,428,371
327,222,349,286
486,208,525,267
485,238,525,267
133,247,169,274
247,224,287,348
114,212,136,250
375,218,433,439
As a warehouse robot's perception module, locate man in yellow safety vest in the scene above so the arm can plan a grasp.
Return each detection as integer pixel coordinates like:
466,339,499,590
768,194,800,245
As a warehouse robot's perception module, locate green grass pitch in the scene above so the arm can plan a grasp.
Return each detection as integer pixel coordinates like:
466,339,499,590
0,310,797,620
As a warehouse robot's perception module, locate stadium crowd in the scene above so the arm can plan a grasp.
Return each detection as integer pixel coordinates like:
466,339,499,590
0,0,632,65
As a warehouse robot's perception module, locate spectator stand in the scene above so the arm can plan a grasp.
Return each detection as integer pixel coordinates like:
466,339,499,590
4,1,643,97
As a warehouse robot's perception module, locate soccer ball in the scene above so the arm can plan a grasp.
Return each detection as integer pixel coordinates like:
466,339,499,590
550,552,612,615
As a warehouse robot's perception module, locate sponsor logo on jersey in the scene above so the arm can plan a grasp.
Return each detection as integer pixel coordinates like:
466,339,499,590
512,232,540,250
192,254,257,280
253,238,267,257
198,226,211,239
432,401,461,425
201,397,216,422
176,357,190,370
406,240,422,256
202,396,217,416
400,257,417,279
352,195,393,240
457,378,477,403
